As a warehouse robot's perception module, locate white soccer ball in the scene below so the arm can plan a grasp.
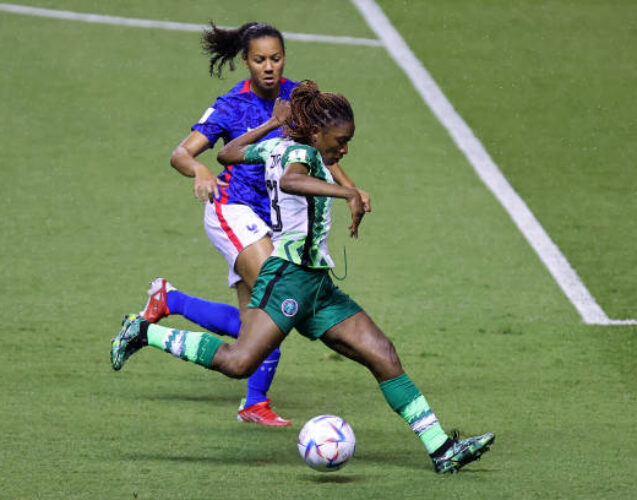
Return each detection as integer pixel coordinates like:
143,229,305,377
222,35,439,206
297,415,356,472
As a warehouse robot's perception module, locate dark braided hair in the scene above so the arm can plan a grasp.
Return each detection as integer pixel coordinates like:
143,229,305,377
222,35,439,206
202,21,285,78
283,80,354,145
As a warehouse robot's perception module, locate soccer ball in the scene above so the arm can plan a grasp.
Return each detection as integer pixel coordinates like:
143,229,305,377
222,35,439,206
297,415,356,472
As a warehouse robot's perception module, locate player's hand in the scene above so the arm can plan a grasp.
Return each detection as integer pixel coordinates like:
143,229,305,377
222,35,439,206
193,166,228,201
357,188,371,213
346,188,365,239
271,98,291,127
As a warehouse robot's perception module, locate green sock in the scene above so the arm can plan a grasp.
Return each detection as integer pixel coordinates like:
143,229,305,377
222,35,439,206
380,373,449,455
147,323,224,369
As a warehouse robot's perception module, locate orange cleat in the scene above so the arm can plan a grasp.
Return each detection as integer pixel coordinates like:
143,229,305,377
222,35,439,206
237,399,292,427
140,278,175,323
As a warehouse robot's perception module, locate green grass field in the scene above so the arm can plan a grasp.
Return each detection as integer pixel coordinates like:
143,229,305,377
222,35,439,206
1,1,635,498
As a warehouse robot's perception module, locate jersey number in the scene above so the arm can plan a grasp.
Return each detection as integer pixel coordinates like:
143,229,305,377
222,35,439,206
266,180,283,231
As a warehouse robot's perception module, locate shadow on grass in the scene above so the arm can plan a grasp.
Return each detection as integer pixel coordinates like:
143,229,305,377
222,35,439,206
123,452,300,467
299,474,366,484
122,450,429,473
137,393,239,404
354,450,425,470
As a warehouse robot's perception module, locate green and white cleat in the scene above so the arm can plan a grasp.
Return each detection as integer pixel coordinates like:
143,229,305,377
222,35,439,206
432,432,495,474
111,313,146,371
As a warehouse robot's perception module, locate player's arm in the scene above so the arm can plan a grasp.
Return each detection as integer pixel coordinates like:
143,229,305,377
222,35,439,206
328,163,371,213
280,163,364,238
170,131,228,201
217,98,290,165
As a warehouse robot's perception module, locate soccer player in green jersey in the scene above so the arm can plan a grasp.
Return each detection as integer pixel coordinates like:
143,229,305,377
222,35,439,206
111,80,495,473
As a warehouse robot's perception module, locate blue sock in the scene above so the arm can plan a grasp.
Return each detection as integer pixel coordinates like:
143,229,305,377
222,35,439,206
166,290,241,339
245,347,281,407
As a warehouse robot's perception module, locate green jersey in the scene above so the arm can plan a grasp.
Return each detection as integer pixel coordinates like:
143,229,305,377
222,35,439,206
244,137,334,268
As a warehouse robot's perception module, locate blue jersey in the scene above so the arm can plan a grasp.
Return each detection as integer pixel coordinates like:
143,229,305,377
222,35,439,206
192,78,297,226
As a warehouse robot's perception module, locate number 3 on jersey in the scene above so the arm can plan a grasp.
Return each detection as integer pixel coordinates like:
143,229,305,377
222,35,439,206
266,179,283,231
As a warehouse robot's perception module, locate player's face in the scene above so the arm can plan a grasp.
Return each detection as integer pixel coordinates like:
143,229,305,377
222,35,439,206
243,36,286,100
312,121,355,166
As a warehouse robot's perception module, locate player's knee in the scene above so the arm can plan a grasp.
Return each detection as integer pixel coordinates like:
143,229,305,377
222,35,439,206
385,338,400,363
369,333,397,360
368,336,402,379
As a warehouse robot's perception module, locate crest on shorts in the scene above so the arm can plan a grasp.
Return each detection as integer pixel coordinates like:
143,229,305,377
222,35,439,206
281,298,298,317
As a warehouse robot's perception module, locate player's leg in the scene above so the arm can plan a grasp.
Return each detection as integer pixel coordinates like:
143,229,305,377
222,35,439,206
139,276,285,413
111,309,284,378
130,202,288,425
234,236,274,290
321,311,449,453
140,277,241,338
234,279,289,425
320,310,494,473
199,201,286,419
211,308,285,378
319,310,403,382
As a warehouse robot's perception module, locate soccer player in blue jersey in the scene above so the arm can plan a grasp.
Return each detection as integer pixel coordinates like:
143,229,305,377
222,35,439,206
135,22,369,426
112,81,495,474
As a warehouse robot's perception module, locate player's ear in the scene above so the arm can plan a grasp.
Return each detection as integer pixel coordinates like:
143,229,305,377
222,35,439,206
309,126,322,147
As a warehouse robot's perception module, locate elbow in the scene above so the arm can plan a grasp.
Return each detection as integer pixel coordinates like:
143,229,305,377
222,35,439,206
217,150,228,166
279,174,294,194
217,145,233,166
170,147,182,170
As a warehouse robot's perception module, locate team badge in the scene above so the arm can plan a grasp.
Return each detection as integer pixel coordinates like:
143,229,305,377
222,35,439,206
281,298,299,317
288,149,307,163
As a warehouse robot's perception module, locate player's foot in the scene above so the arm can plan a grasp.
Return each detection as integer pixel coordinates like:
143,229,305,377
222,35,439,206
432,432,495,474
237,398,292,427
140,278,176,322
111,314,147,371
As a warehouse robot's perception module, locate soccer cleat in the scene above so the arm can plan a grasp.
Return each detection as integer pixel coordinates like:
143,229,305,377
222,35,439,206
111,314,147,371
237,398,292,427
432,432,495,474
140,278,176,323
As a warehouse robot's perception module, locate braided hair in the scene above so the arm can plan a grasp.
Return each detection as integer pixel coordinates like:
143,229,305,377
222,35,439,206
202,21,285,78
283,80,354,145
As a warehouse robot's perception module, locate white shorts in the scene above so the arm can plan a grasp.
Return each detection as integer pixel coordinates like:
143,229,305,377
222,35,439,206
204,201,272,288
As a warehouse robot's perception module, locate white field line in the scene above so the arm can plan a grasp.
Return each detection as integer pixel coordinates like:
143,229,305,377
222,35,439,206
351,0,636,326
0,3,383,47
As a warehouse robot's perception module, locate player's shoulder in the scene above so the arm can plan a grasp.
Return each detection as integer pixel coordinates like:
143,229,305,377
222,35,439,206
212,80,253,107
225,79,252,96
245,137,287,163
260,137,287,151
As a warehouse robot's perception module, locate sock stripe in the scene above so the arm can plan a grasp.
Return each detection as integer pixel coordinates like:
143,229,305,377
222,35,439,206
165,330,187,358
410,413,439,434
147,323,223,369
379,373,449,456
402,396,431,422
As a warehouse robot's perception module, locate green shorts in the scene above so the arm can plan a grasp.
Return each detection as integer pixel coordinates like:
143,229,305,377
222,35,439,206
249,256,362,340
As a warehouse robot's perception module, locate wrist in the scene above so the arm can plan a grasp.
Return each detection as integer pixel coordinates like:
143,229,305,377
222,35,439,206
192,162,208,175
344,186,359,200
266,117,283,129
